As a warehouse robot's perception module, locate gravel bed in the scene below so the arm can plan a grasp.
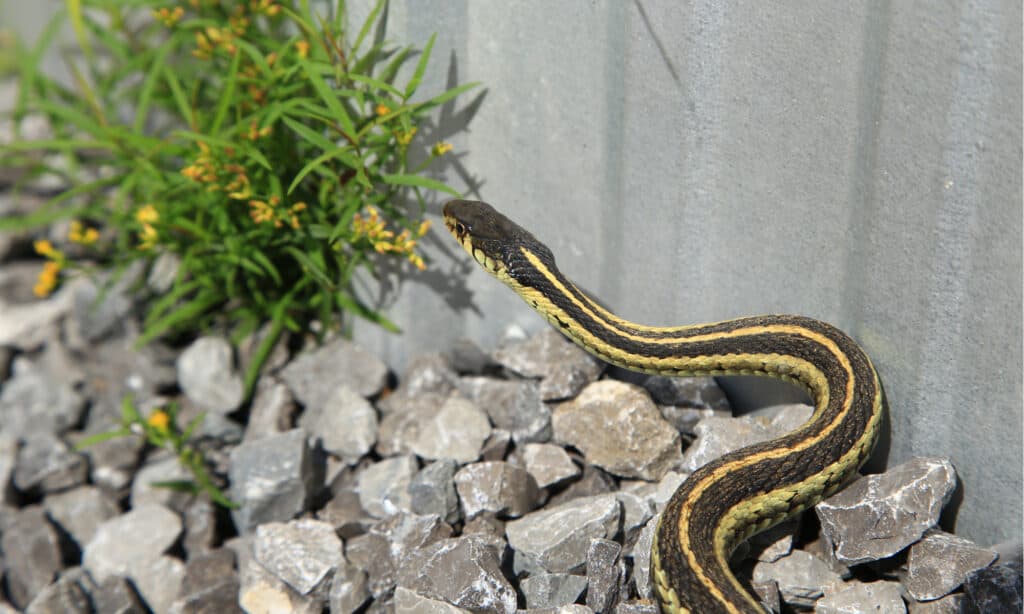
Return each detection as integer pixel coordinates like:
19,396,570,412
0,256,1021,613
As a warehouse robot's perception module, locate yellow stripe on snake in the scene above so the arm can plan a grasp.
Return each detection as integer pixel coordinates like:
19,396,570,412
443,200,885,613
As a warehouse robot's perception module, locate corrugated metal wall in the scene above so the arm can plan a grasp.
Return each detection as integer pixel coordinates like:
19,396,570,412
349,1,1022,548
3,1,1019,548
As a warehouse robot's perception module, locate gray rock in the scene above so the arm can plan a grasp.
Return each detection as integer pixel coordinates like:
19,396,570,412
0,277,77,350
70,265,140,342
454,461,540,519
553,380,682,480
1,506,63,609
749,518,800,564
586,538,623,613
398,353,460,397
147,251,180,294
176,336,244,414
615,491,655,542
253,519,342,595
175,548,238,605
642,374,730,409
962,560,1022,614
24,568,91,614
346,513,453,599
460,377,552,444
397,537,517,614
0,356,85,437
613,601,659,614
280,337,388,408
410,395,492,463
82,334,177,422
481,429,512,461
234,535,324,614
548,464,618,507
43,485,120,548
493,328,603,400
82,503,183,584
317,488,374,539
409,458,460,525
752,550,842,609
130,555,186,614
345,532,395,599
13,432,88,494
243,377,296,442
356,455,418,518
817,580,906,614
0,433,14,504
393,587,472,613
629,514,658,600
89,576,147,614
525,605,594,614
328,560,370,614
908,594,964,613
229,428,318,533
300,384,377,461
182,498,218,557
681,404,813,473
506,493,621,575
816,457,957,565
906,530,997,601
522,443,581,488
130,453,194,512
520,573,588,609
750,579,782,614
446,338,493,374
376,392,447,455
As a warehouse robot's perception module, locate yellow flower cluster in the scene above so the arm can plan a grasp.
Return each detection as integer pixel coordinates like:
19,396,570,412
351,206,431,270
153,6,184,27
248,196,307,229
194,26,237,59
431,141,453,157
250,0,281,16
294,40,310,59
68,220,99,245
181,143,253,200
136,204,160,250
33,240,64,298
396,127,417,146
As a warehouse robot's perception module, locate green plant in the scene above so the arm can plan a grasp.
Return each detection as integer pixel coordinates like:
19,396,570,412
3,0,476,395
77,397,237,508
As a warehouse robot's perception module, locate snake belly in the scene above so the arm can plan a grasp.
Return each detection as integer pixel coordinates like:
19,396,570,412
442,199,885,613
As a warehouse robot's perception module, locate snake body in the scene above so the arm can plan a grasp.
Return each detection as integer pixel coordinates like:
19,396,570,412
442,200,885,613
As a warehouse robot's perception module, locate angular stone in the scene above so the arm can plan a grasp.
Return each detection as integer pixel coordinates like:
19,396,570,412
397,537,517,614
300,384,377,461
356,455,418,518
446,338,493,374
454,461,540,519
409,458,460,525
1,506,63,609
522,443,581,488
817,580,906,614
234,535,324,614
74,425,144,495
614,601,659,614
376,393,447,456
130,453,194,512
481,429,512,461
0,433,14,504
346,513,453,599
0,356,85,438
548,464,618,507
280,337,388,408
13,432,88,494
908,594,964,613
317,488,374,539
0,278,76,350
229,428,318,533
131,555,186,614
506,493,621,575
90,576,147,614
254,519,342,595
681,404,813,473
906,530,997,601
520,573,588,609
398,353,460,397
816,457,957,565
70,266,139,342
24,568,91,614
615,490,655,543
183,498,218,557
83,503,182,583
328,560,370,613
460,377,552,444
176,336,244,414
43,485,120,548
642,374,731,409
82,334,177,423
409,395,491,463
630,515,658,600
177,548,237,598
244,377,296,442
393,586,472,613
553,380,682,480
493,328,603,400
586,538,623,612
962,560,1022,614
752,550,842,608
749,518,800,563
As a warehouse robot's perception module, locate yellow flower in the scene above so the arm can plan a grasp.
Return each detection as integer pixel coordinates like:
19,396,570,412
153,6,184,27
68,221,99,245
138,224,158,250
33,261,62,297
136,204,159,224
248,200,276,225
376,103,390,117
395,127,417,146
295,40,310,58
431,141,453,157
147,409,170,433
33,239,57,258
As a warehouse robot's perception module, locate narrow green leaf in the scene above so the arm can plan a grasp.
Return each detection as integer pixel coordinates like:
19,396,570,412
287,147,366,195
210,49,242,134
382,173,461,197
336,290,400,333
134,40,176,133
138,292,223,346
412,82,481,112
352,0,385,55
73,428,130,451
299,57,356,141
284,246,334,288
404,33,436,99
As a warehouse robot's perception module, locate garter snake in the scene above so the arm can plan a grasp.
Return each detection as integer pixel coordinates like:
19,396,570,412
443,200,885,613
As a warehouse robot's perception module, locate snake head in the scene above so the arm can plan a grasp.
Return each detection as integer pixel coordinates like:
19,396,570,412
443,200,555,286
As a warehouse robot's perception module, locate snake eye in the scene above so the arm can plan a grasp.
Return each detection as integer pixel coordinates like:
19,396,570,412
455,222,466,236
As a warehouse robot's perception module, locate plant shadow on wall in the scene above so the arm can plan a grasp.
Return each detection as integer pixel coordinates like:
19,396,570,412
0,1,479,504
353,48,488,319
